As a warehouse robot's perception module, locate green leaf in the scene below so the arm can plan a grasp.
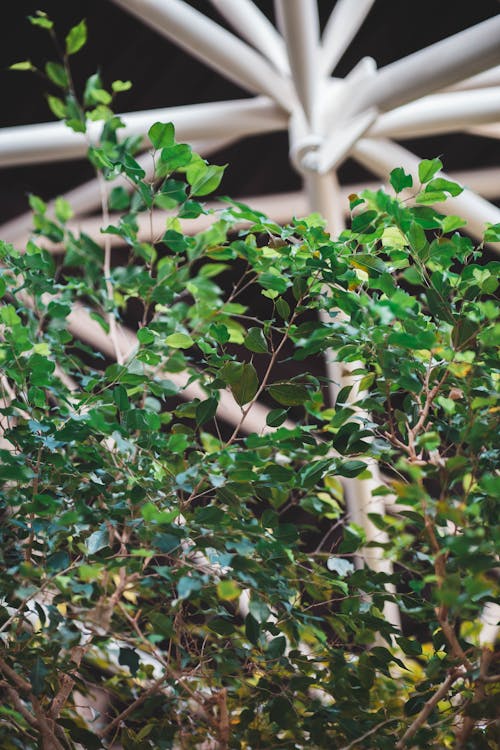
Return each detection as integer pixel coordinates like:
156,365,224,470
269,697,295,729
426,177,463,197
165,333,194,349
269,383,308,406
266,636,286,659
275,297,291,320
396,637,422,656
10,60,36,71
108,186,130,211
230,363,259,406
148,121,175,149
441,215,467,233
216,580,241,601
326,557,355,577
160,143,192,171
45,61,69,89
29,657,48,696
28,12,53,29
187,162,226,196
484,223,500,242
111,79,132,93
390,167,413,193
46,95,66,119
245,613,260,645
118,647,140,676
418,157,442,184
196,397,218,426
85,528,109,554
162,229,188,254
177,575,203,600
65,19,87,55
244,327,268,353
113,385,129,411
266,408,288,427
54,196,73,223
336,460,366,478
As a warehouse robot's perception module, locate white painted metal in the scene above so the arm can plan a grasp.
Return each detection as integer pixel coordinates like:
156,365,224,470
318,108,378,173
306,169,401,631
468,123,500,139
352,15,500,114
370,87,500,139
320,0,375,75
445,64,500,91
112,0,294,111
0,98,287,168
353,138,500,249
0,136,236,244
274,0,320,126
209,0,289,74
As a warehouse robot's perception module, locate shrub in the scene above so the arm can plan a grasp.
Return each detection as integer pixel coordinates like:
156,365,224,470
1,14,499,750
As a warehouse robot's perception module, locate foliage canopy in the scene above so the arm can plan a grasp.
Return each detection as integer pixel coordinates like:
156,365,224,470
1,14,499,750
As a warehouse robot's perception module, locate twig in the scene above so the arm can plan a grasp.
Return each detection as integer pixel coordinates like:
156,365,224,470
98,674,167,737
395,669,464,749
456,647,494,749
339,717,398,750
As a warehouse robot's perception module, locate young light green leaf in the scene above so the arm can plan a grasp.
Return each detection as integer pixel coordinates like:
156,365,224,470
45,61,69,89
28,12,53,30
10,60,36,71
188,163,226,196
165,333,194,349
418,157,442,184
65,19,87,55
46,94,67,119
111,79,132,93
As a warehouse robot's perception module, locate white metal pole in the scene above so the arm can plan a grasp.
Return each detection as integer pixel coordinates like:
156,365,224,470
352,138,500,250
0,97,288,168
209,0,289,74
317,108,378,173
444,64,500,91
274,0,320,126
305,169,401,630
467,123,500,139
369,87,500,139
352,15,500,115
320,0,375,76
112,0,294,111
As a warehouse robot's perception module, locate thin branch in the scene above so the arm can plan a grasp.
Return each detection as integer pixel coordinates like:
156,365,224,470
0,681,39,728
339,717,399,750
98,674,167,737
395,669,464,749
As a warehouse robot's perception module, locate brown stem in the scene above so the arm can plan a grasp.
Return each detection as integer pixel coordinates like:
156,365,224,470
395,669,464,749
224,296,305,447
98,674,167,737
456,647,494,749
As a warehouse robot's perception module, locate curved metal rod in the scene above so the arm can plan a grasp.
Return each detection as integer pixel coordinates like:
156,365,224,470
0,97,288,168
112,0,294,111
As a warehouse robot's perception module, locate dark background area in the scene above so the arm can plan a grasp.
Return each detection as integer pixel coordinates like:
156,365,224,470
0,0,499,222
